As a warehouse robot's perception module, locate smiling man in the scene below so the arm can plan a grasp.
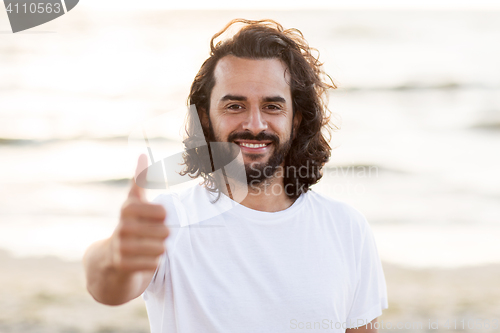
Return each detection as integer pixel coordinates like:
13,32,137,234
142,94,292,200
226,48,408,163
206,55,298,210
84,19,388,332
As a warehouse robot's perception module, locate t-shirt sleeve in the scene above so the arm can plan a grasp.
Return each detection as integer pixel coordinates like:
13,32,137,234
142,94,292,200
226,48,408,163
346,221,388,328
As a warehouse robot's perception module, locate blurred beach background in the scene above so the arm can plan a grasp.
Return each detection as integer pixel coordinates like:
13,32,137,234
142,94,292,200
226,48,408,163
1,1,500,332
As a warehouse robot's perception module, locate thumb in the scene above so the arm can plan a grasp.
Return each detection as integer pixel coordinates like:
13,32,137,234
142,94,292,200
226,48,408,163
129,153,148,201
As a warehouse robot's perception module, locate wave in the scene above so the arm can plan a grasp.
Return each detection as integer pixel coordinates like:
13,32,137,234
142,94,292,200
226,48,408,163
78,178,131,187
336,82,498,92
469,121,500,131
0,138,45,145
0,136,180,146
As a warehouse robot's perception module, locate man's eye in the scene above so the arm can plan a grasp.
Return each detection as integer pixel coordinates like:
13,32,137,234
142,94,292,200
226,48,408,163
265,104,282,111
227,104,243,110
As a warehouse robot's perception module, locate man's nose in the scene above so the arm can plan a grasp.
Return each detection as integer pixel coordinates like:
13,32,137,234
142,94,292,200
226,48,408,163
242,106,267,134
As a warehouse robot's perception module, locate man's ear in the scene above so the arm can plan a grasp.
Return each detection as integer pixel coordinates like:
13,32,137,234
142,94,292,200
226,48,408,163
292,111,302,139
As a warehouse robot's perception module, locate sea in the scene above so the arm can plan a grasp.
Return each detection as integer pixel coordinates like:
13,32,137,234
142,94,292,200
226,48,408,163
1,9,499,268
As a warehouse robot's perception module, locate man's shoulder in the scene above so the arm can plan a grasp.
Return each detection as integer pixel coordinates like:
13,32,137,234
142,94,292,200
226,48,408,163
305,189,370,231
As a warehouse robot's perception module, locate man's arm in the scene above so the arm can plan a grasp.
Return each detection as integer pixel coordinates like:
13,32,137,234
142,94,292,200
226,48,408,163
83,155,169,305
346,318,379,333
83,238,160,305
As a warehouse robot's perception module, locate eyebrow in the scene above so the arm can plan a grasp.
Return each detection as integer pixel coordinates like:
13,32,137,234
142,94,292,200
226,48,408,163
220,95,287,103
263,96,286,103
220,94,247,102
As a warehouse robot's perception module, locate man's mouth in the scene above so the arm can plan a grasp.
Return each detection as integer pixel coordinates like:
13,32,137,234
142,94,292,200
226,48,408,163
234,140,272,152
239,142,269,148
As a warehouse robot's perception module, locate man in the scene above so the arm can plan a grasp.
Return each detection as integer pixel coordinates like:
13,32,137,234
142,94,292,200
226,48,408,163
83,19,388,332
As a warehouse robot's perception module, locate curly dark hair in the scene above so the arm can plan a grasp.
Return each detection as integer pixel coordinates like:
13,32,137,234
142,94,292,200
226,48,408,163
181,18,338,200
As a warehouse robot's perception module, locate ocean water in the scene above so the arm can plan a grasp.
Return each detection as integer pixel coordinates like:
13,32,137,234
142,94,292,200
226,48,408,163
1,9,499,268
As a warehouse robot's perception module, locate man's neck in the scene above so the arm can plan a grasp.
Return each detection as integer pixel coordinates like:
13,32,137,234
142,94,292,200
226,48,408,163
224,177,296,213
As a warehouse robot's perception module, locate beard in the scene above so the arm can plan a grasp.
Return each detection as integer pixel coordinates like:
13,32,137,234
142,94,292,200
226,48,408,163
210,128,292,186
233,132,291,186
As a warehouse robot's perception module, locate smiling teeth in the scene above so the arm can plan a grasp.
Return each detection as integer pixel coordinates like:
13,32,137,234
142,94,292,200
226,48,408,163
239,143,268,148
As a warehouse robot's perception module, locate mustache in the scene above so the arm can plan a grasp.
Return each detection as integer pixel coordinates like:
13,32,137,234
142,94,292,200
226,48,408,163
227,131,280,144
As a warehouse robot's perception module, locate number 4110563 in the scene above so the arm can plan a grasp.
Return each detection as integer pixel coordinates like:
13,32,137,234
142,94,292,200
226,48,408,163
5,2,62,14
443,319,499,330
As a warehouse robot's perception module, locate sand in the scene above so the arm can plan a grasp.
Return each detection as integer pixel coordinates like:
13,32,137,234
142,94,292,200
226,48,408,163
0,250,149,333
381,263,500,332
1,249,499,333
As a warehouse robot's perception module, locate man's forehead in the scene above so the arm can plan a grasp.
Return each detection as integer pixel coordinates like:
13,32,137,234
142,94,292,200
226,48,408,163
213,55,291,88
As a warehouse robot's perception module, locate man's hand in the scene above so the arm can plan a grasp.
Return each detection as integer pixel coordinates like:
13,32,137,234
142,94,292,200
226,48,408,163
110,154,169,273
84,154,169,305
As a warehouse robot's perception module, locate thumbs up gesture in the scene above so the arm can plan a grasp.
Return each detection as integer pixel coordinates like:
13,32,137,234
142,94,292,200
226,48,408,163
110,154,169,273
83,154,169,305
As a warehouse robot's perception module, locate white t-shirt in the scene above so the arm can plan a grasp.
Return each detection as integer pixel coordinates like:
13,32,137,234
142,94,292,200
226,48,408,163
143,184,388,332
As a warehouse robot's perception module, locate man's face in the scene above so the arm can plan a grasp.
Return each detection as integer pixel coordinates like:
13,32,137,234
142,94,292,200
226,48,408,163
208,55,299,185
